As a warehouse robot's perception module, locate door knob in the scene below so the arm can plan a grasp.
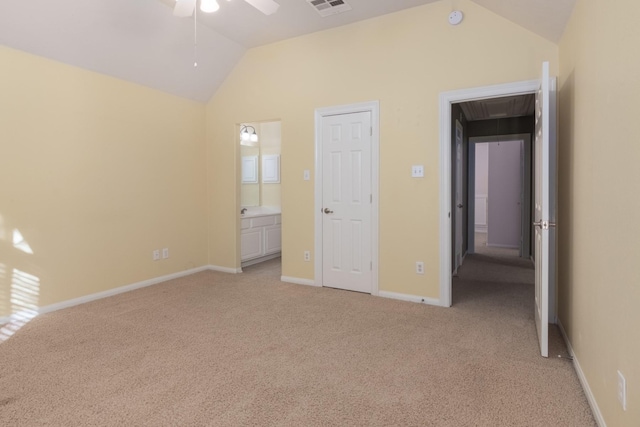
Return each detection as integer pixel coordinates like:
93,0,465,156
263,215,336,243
457,204,463,208
323,208,333,214
533,220,556,230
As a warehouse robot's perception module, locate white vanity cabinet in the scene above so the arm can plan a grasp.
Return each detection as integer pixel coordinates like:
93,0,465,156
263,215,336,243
241,214,281,266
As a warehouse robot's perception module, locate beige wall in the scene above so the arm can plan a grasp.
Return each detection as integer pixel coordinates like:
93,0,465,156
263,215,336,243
0,46,208,318
206,0,558,295
558,0,640,425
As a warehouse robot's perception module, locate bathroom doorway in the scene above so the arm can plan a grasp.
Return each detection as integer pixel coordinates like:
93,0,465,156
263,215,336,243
239,120,282,269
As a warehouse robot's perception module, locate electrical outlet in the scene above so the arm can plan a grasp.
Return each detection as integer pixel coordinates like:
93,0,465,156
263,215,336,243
152,250,160,261
304,251,311,262
411,165,424,178
162,248,169,259
617,370,627,411
416,261,424,275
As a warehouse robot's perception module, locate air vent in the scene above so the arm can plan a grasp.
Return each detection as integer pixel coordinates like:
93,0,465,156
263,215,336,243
306,0,352,17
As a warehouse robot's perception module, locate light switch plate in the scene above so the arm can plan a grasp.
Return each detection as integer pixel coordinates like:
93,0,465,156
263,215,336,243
411,165,424,178
618,370,627,411
303,169,310,181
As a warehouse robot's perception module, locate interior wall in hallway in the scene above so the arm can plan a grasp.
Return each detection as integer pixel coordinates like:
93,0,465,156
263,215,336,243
479,141,523,248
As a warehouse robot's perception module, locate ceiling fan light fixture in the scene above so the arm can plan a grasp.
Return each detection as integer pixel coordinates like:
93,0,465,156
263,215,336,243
200,0,220,13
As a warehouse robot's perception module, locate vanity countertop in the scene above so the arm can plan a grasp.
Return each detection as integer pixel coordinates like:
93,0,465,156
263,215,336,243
241,206,281,218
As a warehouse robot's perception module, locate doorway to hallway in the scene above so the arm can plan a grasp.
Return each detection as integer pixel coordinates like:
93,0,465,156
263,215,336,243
441,64,558,358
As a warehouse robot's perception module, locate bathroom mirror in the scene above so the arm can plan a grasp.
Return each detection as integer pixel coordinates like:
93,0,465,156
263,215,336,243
240,121,281,210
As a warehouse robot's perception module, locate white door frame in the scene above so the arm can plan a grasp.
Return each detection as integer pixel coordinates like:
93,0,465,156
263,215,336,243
439,80,539,307
314,101,380,295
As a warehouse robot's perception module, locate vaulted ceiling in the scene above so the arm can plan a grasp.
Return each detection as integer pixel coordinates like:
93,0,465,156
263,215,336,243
0,0,576,102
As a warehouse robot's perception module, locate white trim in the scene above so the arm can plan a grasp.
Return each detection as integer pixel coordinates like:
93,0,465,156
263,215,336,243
467,143,477,254
208,264,243,274
240,253,281,268
440,80,539,307
0,265,242,325
558,320,607,427
314,101,380,296
280,276,319,287
378,291,444,307
0,266,211,324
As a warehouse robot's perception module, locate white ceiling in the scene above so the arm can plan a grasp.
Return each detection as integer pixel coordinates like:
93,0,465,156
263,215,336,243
0,0,576,102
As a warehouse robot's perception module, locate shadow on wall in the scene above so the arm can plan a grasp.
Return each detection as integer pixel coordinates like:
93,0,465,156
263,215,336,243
0,215,40,342
557,70,575,323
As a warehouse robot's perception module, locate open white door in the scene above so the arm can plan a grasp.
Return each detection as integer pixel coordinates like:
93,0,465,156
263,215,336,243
534,62,557,358
454,120,464,273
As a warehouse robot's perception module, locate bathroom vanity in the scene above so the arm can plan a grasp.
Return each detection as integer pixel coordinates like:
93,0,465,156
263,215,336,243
240,208,281,267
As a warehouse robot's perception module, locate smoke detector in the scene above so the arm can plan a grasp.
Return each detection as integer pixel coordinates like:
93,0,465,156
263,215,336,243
448,10,463,25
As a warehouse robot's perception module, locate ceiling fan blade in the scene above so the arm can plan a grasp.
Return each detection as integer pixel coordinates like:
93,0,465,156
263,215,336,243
174,0,197,17
244,0,280,15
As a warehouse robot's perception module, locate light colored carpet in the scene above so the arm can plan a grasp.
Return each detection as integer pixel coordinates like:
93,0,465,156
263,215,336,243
0,257,595,426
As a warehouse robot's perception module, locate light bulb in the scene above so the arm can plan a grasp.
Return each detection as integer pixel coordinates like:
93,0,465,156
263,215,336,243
200,0,220,13
241,130,250,141
250,132,258,142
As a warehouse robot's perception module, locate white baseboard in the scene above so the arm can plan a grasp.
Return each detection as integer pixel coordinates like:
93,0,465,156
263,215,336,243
0,266,211,325
41,266,211,316
475,226,487,233
208,264,242,274
280,276,319,287
241,253,281,269
378,290,444,307
558,320,607,427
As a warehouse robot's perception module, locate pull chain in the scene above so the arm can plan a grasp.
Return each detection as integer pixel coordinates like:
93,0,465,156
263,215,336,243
193,5,198,67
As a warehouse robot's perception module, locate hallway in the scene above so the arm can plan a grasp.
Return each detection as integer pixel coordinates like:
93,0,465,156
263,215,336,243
452,237,568,358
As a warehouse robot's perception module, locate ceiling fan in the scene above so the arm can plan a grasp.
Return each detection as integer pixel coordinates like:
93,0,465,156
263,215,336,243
173,0,280,17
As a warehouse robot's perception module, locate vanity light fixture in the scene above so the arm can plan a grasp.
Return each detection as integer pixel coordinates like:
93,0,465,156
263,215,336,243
240,125,259,146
